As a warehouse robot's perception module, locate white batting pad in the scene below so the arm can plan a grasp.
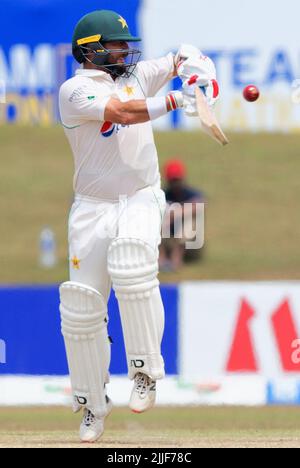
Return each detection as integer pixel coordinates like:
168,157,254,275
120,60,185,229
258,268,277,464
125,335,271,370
108,238,165,380
60,281,110,418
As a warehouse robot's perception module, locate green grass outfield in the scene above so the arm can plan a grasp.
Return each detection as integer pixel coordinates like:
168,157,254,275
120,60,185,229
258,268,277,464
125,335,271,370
1,126,300,284
0,406,300,448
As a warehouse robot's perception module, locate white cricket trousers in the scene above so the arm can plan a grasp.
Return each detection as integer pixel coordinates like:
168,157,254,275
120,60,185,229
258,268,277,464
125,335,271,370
67,185,167,382
68,186,166,300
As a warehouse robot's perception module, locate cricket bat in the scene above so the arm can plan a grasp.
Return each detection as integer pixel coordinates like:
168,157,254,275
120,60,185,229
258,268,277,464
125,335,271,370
195,86,229,146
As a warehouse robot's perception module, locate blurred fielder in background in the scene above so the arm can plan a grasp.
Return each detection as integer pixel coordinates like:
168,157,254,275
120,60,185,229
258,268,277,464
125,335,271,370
160,159,205,272
59,9,219,442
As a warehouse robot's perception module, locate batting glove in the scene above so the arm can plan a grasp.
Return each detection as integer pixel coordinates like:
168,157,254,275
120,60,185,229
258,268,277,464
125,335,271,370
175,44,202,67
183,74,220,109
178,56,220,114
177,55,217,84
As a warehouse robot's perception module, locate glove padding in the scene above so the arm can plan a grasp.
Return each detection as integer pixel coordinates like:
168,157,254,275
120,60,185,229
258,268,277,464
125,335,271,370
175,44,202,67
183,76,220,115
178,56,219,115
177,55,217,84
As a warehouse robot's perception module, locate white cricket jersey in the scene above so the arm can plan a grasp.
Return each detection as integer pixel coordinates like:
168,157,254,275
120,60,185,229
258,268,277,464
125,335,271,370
59,54,174,201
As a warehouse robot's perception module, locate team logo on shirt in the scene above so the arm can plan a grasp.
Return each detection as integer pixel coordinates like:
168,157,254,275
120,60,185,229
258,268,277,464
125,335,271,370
123,86,135,96
71,256,80,270
100,121,116,137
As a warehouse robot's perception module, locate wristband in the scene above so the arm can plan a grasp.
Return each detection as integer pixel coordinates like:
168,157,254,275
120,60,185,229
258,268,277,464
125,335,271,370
166,91,184,111
146,92,184,121
146,96,168,121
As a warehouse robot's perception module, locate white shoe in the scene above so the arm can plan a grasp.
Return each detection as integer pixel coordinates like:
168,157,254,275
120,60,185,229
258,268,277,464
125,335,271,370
79,397,113,443
129,372,156,414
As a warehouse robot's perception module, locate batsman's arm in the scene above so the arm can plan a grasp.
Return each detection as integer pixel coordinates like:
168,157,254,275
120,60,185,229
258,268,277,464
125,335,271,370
104,92,184,125
136,45,204,98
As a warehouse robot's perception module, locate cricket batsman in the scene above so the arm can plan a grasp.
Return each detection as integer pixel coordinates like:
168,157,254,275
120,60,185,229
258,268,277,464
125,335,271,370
59,9,219,442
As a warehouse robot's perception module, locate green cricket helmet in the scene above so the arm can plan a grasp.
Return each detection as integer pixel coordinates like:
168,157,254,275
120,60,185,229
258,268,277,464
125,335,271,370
72,10,142,78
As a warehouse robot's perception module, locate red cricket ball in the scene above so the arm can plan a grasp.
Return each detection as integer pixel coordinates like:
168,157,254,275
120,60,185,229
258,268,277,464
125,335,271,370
243,85,260,102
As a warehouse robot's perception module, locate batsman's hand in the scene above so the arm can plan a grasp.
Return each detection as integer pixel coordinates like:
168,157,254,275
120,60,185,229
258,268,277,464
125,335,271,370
175,44,201,67
177,55,216,83
178,56,220,114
